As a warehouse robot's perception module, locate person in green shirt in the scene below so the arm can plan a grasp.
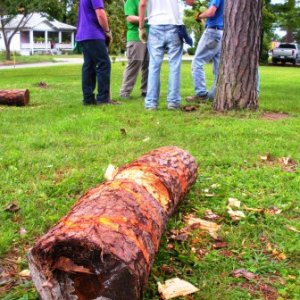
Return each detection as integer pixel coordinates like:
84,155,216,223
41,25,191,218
120,0,149,99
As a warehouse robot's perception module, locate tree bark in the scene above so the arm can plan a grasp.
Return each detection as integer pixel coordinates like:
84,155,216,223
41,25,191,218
0,90,30,106
214,0,263,111
28,146,198,300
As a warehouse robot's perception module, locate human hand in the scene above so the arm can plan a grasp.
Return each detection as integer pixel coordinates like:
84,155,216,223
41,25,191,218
105,29,113,47
195,12,202,23
139,28,147,43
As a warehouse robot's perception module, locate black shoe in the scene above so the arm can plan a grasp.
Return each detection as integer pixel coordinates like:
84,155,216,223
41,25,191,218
83,99,96,105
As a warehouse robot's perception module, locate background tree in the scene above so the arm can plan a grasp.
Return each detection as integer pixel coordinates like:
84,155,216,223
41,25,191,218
0,0,61,60
67,0,126,55
260,0,277,63
273,0,300,42
106,0,126,55
183,0,208,53
214,0,263,111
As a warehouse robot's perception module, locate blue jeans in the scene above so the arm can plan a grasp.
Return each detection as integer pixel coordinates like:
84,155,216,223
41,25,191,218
81,39,111,104
192,28,223,99
146,25,183,109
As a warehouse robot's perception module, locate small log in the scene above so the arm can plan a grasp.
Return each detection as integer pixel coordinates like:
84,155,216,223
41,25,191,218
0,89,30,106
28,146,198,300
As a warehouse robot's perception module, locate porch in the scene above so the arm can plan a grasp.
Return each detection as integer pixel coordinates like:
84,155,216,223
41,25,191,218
20,30,75,54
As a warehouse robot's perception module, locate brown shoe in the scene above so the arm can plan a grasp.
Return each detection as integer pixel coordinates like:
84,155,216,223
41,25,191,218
186,94,208,103
97,99,122,105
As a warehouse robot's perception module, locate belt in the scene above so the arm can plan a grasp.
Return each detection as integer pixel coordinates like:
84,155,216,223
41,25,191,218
206,26,223,30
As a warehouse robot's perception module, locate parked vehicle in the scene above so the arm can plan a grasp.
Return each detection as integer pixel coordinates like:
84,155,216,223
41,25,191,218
271,43,300,66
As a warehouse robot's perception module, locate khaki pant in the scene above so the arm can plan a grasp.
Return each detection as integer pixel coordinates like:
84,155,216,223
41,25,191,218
120,41,149,98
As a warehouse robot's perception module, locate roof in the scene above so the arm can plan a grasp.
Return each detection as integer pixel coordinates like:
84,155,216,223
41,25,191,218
2,13,76,31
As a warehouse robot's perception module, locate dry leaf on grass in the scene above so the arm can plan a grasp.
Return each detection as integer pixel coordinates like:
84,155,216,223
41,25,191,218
231,269,258,281
166,243,175,250
204,209,221,221
259,153,272,162
204,193,215,197
278,156,297,172
285,225,300,233
211,183,220,189
158,278,199,299
266,243,287,260
19,228,27,236
243,206,264,213
213,242,228,249
169,231,189,242
161,265,176,274
278,156,296,166
36,81,49,88
4,201,20,213
227,208,246,221
265,207,282,215
227,198,241,208
227,198,246,221
181,105,198,112
184,214,221,239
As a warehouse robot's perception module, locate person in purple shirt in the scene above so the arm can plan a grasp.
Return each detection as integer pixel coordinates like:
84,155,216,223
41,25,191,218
76,0,119,105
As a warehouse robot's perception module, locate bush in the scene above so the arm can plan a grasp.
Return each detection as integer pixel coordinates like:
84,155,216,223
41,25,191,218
187,47,196,55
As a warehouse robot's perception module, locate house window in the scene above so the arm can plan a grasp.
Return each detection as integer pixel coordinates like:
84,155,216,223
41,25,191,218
21,31,30,43
34,31,45,43
62,32,71,43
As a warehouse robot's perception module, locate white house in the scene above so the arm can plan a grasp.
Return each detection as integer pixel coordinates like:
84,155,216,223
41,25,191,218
0,13,76,55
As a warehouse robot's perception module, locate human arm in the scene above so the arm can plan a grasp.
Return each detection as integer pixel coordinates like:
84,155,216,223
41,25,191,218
95,8,110,32
198,5,217,18
138,0,147,43
95,8,112,46
127,15,148,24
196,5,217,22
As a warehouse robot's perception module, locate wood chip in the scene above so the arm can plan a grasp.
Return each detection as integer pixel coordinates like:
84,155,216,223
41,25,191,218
104,164,116,181
19,269,31,278
184,215,221,239
158,277,199,299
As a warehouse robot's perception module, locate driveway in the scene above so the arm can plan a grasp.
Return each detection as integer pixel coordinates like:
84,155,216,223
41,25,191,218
0,55,194,70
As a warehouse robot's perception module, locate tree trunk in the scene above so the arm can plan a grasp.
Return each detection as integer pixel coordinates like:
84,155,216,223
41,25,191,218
0,90,30,106
214,0,263,111
285,28,294,43
28,146,198,300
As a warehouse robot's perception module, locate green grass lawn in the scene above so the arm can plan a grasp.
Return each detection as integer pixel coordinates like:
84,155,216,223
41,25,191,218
0,52,83,65
0,62,299,299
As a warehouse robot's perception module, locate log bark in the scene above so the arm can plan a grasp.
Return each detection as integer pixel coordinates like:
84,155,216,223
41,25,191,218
214,0,263,111
0,89,30,106
28,146,198,300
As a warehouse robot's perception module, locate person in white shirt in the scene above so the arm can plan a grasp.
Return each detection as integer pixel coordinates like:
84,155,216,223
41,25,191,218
139,0,194,110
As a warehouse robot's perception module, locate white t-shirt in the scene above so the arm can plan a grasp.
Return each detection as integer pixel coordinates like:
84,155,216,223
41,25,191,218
147,0,183,25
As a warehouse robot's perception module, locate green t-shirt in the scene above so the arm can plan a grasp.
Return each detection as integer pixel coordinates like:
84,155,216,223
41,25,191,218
125,0,148,42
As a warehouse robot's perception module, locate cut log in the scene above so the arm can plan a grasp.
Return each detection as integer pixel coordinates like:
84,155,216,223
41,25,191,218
28,146,198,300
0,89,30,106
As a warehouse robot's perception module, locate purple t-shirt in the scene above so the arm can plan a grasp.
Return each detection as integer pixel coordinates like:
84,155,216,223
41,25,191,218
76,0,105,41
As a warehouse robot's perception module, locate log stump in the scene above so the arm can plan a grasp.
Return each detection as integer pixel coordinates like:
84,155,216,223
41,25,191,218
28,146,198,300
0,89,30,106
